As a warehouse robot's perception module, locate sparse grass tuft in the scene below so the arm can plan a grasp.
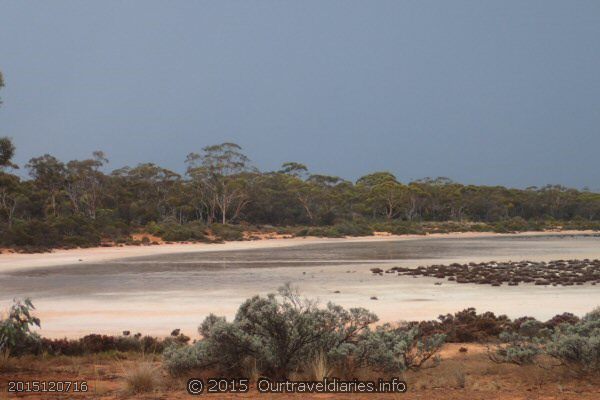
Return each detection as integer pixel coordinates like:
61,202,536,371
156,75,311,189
309,351,331,380
453,367,466,388
123,362,159,394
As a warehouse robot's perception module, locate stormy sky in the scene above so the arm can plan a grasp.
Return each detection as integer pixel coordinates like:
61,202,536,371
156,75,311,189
1,1,599,189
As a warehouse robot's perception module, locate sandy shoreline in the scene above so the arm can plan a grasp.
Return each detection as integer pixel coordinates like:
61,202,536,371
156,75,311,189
0,230,596,272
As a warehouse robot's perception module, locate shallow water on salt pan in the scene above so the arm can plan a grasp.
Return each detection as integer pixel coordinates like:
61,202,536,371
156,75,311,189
1,234,599,337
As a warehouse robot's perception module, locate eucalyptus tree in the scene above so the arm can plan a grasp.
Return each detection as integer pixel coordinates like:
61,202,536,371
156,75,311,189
0,74,15,170
0,172,21,228
0,138,16,170
112,163,181,224
413,177,454,221
446,183,467,221
243,170,303,225
461,185,511,222
356,172,406,220
0,72,20,228
302,174,352,225
278,162,309,179
578,192,600,221
64,151,108,219
185,143,254,224
0,71,13,168
404,182,429,221
25,155,67,217
538,184,579,220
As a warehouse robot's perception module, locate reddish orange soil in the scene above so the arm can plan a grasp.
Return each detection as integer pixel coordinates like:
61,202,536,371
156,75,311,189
1,344,598,399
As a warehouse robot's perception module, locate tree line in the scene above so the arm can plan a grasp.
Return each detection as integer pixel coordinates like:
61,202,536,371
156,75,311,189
1,138,600,249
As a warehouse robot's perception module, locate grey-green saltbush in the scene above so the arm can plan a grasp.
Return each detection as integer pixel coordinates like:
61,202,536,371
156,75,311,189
163,284,445,378
545,308,600,374
492,307,600,375
163,341,214,375
345,324,445,373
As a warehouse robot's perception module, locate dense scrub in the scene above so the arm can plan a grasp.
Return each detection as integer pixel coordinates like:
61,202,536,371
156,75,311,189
490,308,600,375
0,299,190,357
37,332,190,356
145,221,208,242
2,297,598,381
411,308,584,343
163,285,445,378
1,137,600,250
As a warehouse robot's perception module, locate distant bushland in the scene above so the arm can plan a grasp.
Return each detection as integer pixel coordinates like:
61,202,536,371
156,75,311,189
1,138,600,250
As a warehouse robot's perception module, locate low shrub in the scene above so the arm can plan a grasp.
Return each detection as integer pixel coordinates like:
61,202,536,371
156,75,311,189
413,309,587,344
163,342,213,376
37,332,190,356
491,320,548,366
147,221,208,242
490,307,600,376
414,308,513,343
210,223,244,241
371,221,425,235
544,312,580,328
294,226,342,238
0,298,41,357
163,285,445,378
492,217,547,233
545,308,600,375
40,338,83,356
81,334,118,353
331,221,373,237
561,219,600,231
294,222,372,238
342,324,445,374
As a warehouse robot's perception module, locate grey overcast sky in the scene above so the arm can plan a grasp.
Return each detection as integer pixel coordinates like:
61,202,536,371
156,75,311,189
1,1,599,189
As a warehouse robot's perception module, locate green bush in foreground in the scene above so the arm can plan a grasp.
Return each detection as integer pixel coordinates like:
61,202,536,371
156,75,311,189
163,285,445,378
491,307,600,375
0,298,41,357
346,324,445,374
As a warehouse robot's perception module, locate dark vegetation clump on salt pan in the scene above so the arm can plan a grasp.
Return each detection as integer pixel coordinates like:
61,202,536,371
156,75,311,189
372,259,600,287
